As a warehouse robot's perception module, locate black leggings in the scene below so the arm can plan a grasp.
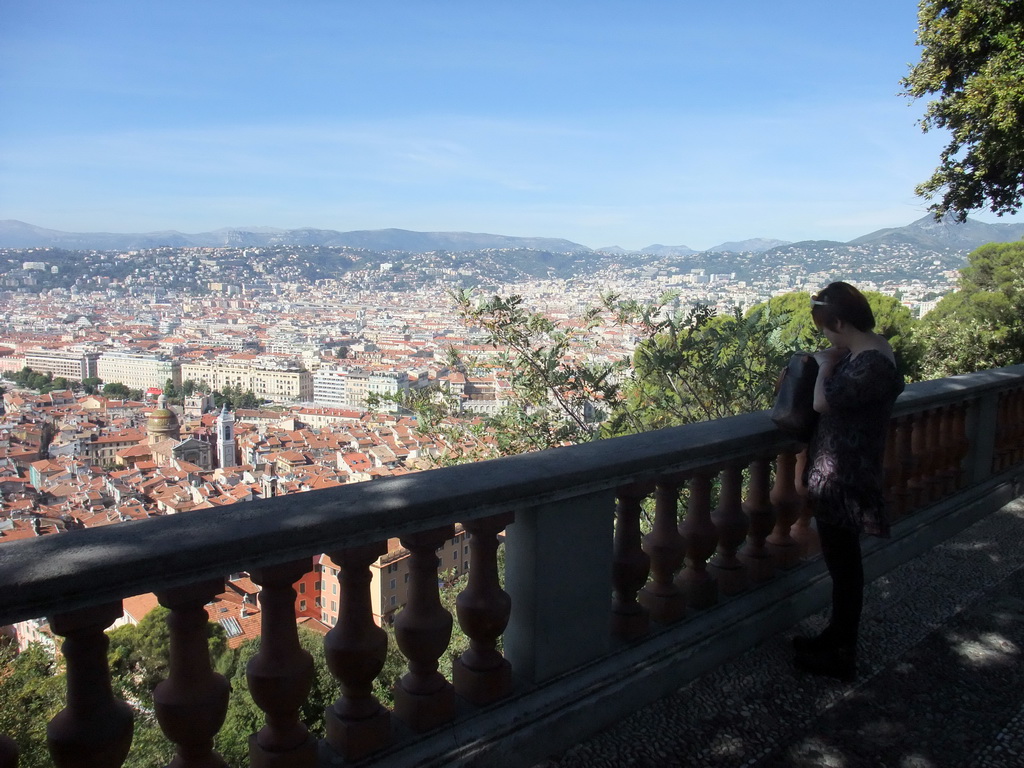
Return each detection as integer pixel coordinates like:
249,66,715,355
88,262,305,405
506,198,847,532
817,519,864,646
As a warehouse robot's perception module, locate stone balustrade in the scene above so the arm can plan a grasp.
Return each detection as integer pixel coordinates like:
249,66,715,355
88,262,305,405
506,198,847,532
1,365,1023,767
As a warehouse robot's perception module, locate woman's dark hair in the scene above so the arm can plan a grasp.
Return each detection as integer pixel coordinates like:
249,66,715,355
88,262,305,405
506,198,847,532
811,281,875,332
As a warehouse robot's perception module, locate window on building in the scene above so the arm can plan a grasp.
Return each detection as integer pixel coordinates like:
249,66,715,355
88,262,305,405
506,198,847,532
404,573,409,583
314,581,321,591
390,595,397,606
453,550,458,560
390,578,396,589
464,545,469,555
298,582,306,594
299,599,307,611
315,598,322,607
331,583,338,595
331,601,337,612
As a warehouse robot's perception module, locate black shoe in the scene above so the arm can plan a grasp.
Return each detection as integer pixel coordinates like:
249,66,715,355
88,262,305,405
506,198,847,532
794,644,857,682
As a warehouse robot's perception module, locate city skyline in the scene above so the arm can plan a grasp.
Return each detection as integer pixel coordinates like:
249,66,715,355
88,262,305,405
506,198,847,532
1,1,1013,251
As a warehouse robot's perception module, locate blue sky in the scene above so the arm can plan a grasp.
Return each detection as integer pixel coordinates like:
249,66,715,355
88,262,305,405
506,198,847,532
0,1,998,250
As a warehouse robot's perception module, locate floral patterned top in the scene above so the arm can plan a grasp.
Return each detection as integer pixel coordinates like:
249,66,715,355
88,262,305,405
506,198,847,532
805,349,905,537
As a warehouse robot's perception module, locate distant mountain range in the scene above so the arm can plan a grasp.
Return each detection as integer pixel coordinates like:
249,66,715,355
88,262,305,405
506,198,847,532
0,221,590,254
0,215,1022,255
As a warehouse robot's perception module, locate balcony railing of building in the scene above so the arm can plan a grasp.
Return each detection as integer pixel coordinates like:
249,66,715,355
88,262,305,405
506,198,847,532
1,365,1023,768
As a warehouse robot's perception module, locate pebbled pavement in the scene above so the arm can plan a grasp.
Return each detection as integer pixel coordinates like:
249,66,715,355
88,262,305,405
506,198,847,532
535,498,1024,768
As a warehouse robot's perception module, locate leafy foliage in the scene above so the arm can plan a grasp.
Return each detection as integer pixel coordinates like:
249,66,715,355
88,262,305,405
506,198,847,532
212,384,265,410
100,382,131,400
453,289,625,454
213,627,342,766
914,240,1024,376
605,297,790,433
903,0,1024,219
0,643,65,768
106,606,226,767
761,291,921,380
8,367,78,395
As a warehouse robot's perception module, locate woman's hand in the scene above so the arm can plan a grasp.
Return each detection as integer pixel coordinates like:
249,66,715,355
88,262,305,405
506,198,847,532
813,347,848,368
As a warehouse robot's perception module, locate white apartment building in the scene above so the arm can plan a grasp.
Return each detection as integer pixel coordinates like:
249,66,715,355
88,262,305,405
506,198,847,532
180,358,312,403
312,367,349,408
367,370,411,411
23,349,100,382
311,367,414,411
97,351,181,392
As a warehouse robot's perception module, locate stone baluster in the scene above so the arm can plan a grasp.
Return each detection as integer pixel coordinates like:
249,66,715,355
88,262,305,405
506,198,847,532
675,472,718,609
907,410,929,510
937,405,958,495
454,512,515,705
790,449,818,557
0,734,18,768
1000,389,1023,468
1013,388,1024,463
952,402,970,488
882,418,900,512
639,473,687,624
393,525,456,732
246,561,317,768
154,579,230,768
611,481,653,639
1005,389,1019,465
739,457,775,583
45,603,133,768
892,414,915,516
926,406,946,502
323,542,390,761
767,451,800,569
1005,389,1021,464
994,392,1011,472
709,465,749,595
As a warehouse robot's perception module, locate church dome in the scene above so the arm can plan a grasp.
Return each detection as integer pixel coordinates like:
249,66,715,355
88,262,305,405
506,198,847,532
147,394,180,442
147,408,176,429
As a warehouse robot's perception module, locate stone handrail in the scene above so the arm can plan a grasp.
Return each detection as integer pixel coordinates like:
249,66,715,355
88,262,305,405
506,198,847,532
0,365,1023,767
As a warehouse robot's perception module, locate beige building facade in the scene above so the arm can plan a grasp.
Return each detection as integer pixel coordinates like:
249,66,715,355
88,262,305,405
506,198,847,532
23,349,100,381
311,526,470,627
180,358,313,403
97,351,181,392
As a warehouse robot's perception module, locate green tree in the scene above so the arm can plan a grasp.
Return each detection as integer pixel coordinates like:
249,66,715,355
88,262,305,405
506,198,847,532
102,382,131,399
454,290,625,454
82,376,102,395
914,240,1024,376
104,606,227,766
162,379,180,403
902,0,1024,219
0,643,65,768
108,606,227,706
760,290,921,380
606,299,790,434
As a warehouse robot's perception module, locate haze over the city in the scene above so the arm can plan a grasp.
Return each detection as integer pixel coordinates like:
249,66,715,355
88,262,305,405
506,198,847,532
0,0,1012,252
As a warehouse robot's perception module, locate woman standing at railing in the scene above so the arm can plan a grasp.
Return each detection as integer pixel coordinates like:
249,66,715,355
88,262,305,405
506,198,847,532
793,281,905,680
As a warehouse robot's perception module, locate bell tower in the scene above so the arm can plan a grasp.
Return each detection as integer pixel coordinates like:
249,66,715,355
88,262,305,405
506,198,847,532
215,404,237,468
